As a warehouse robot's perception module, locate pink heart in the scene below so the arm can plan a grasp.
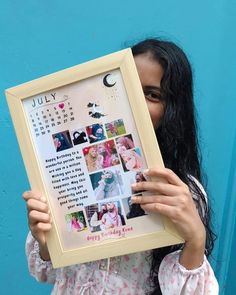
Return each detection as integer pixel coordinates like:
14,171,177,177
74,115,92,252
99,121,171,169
58,103,65,109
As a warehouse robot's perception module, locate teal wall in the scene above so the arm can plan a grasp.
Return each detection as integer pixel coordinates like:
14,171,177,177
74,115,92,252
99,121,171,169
0,1,235,294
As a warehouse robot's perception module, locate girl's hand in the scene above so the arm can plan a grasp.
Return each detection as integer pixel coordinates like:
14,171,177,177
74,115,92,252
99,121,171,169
23,191,51,261
131,167,206,269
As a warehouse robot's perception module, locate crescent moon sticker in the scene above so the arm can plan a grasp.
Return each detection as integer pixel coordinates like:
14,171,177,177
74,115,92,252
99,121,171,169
103,74,116,87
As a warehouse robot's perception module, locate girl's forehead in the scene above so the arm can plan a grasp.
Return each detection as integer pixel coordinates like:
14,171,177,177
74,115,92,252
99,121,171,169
134,54,163,88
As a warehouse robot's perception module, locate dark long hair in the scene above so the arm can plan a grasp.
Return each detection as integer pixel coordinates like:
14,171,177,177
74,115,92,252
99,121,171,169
131,39,216,294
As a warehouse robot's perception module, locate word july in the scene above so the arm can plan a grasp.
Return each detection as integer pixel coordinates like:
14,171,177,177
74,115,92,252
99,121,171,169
32,93,56,108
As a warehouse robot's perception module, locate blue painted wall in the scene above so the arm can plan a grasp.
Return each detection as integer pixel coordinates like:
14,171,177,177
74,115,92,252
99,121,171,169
0,1,235,294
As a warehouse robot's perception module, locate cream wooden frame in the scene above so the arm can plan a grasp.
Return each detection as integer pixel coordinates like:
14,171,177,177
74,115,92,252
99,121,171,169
5,49,183,268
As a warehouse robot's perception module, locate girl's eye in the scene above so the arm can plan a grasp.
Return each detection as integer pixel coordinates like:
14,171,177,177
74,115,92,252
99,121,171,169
144,91,162,102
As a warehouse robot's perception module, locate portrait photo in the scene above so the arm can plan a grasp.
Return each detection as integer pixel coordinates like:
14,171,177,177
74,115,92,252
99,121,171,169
52,130,73,152
122,197,146,220
71,128,88,146
115,134,135,154
89,167,124,200
105,119,126,138
119,148,144,172
65,210,87,232
83,140,120,173
85,201,125,232
86,123,106,144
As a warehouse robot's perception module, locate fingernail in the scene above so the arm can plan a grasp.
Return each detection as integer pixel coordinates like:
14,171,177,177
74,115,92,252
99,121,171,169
41,197,47,202
131,196,138,203
131,183,137,188
22,191,29,198
143,169,149,175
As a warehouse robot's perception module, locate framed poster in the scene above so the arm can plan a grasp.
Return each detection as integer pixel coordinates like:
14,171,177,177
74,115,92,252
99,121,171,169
5,49,183,268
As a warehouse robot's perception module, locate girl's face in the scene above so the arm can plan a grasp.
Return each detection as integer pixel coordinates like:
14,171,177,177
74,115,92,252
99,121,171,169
54,137,61,148
90,147,97,157
96,127,103,135
121,150,133,162
107,202,115,211
98,144,105,153
134,54,165,129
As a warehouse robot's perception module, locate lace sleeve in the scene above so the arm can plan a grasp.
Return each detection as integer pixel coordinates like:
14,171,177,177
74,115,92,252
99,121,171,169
25,232,56,283
158,250,219,294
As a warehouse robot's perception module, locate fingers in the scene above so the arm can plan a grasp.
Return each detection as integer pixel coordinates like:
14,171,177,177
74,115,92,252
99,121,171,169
29,210,51,225
143,167,185,187
132,181,186,196
140,202,181,222
27,198,49,214
22,190,52,229
131,195,179,206
131,167,190,198
23,191,46,202
30,221,52,247
132,169,206,246
32,222,52,232
23,191,52,248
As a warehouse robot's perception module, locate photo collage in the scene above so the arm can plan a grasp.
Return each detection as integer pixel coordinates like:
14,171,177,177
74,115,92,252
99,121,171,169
51,118,147,235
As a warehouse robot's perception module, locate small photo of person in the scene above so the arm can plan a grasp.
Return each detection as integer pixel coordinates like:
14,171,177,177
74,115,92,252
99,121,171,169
83,140,120,173
134,171,146,183
105,119,126,138
86,123,106,144
85,203,107,232
120,148,144,172
65,211,87,232
131,171,147,194
52,130,73,152
122,197,146,220
71,128,88,146
83,145,104,172
97,140,120,168
90,168,124,200
115,134,135,154
100,201,125,230
85,201,125,232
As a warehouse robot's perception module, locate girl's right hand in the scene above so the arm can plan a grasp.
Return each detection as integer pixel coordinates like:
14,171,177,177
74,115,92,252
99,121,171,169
23,191,52,260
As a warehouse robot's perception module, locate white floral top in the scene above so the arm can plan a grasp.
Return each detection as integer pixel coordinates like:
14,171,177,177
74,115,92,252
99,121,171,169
26,233,218,295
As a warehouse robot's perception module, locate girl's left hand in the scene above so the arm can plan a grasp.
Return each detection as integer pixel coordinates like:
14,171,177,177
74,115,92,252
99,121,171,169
131,167,206,268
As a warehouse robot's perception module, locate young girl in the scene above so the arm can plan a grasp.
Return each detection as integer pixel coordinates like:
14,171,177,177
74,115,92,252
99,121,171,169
23,38,219,294
88,124,106,143
85,146,104,172
71,216,84,232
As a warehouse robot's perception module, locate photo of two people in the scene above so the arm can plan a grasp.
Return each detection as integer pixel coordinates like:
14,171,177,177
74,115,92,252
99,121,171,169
85,201,126,233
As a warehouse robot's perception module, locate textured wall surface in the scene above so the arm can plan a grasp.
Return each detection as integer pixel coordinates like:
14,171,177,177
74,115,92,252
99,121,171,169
0,1,235,294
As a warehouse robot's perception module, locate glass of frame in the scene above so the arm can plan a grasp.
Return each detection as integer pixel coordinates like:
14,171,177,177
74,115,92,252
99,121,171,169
5,49,183,268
